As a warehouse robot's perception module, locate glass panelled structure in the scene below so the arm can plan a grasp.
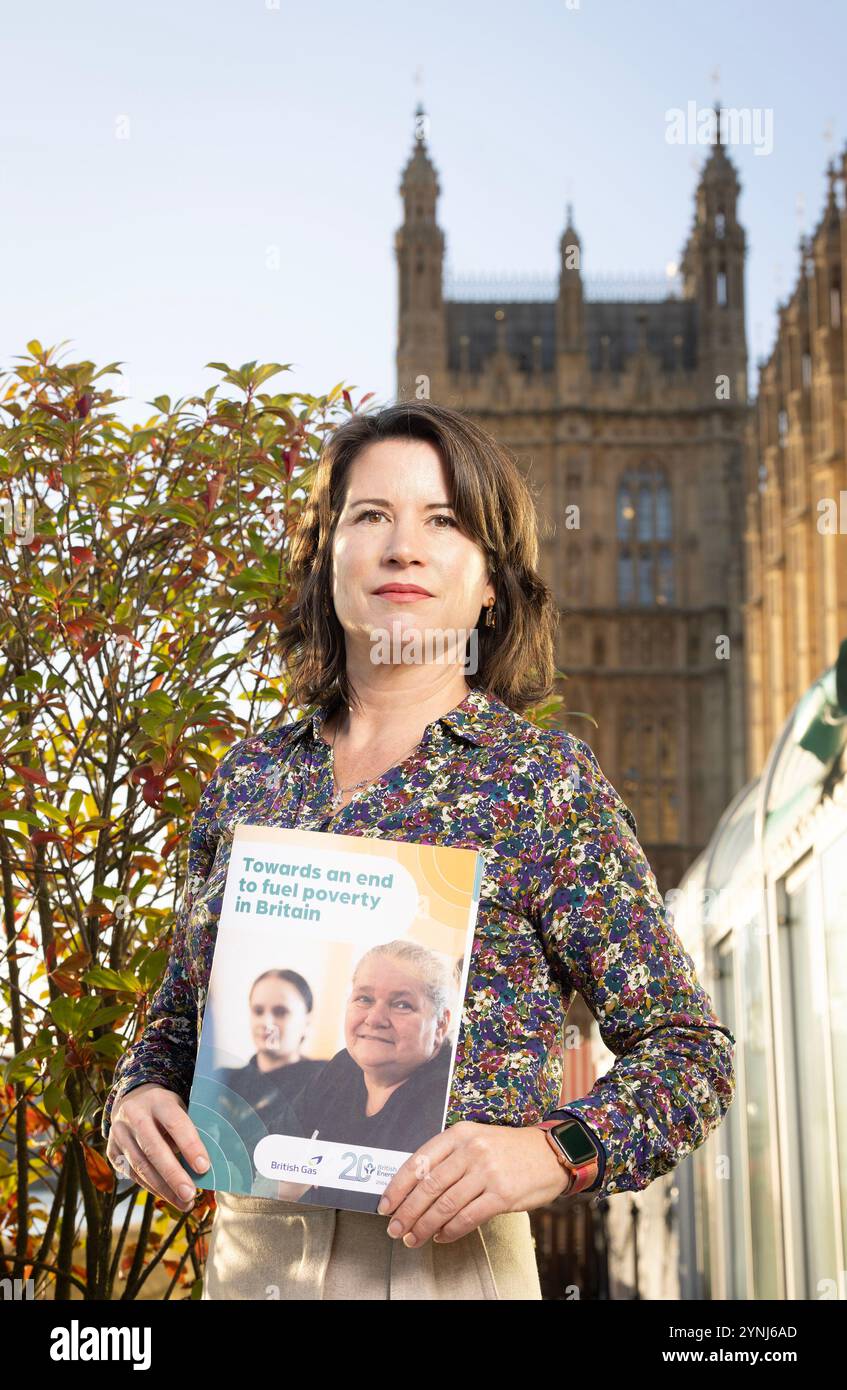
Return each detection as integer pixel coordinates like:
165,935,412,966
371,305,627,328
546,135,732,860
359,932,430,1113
672,638,847,1299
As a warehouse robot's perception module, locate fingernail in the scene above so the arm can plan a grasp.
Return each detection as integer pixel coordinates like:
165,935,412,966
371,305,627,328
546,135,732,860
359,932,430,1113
194,1156,210,1173
178,1183,196,1201
403,1233,417,1247
387,1220,402,1237
377,1197,389,1214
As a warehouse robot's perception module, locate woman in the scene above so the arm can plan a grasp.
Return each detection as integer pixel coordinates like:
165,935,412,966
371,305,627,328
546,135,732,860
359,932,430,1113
211,968,326,1129
269,941,458,1210
102,399,736,1301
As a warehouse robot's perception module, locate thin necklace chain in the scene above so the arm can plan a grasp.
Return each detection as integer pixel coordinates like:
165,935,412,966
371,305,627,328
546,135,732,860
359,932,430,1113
329,712,422,811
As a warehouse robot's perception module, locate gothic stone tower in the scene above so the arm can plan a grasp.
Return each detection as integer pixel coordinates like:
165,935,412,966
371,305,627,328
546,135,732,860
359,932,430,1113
395,105,750,893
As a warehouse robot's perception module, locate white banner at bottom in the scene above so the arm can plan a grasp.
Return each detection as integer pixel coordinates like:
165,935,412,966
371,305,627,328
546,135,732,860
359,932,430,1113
253,1133,412,1196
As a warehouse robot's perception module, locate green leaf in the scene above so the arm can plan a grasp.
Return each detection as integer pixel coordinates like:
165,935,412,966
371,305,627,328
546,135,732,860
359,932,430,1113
158,502,201,526
252,363,293,388
139,712,166,738
137,949,168,990
86,1003,133,1030
49,997,80,1034
43,1080,64,1113
14,671,43,692
140,692,176,718
0,827,33,849
3,1048,36,1083
88,1035,128,1059
83,964,145,994
174,769,202,804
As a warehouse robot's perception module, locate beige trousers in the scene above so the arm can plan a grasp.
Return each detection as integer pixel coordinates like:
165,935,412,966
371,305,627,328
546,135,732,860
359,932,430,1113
201,1191,543,1300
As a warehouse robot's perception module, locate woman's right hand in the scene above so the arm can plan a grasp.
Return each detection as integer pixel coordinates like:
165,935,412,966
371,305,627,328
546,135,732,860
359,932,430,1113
106,1083,211,1213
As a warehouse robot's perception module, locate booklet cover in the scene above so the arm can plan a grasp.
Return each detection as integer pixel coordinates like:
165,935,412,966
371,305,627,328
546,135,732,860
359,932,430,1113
181,824,483,1214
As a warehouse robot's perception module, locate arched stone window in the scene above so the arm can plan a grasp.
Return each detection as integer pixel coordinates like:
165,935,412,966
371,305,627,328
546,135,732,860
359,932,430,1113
617,464,674,605
716,264,728,306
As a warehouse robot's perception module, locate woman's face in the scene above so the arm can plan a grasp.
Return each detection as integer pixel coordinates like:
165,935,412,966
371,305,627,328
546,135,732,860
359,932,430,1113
328,438,495,665
249,977,309,1061
345,956,449,1078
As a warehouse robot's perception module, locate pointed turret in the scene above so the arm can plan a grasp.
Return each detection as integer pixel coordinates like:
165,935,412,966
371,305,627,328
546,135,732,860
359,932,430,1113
555,201,587,401
395,103,447,398
557,202,585,352
679,104,748,402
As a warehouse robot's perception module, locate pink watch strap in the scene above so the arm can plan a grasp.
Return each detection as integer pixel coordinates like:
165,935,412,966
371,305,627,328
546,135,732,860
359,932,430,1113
537,1119,599,1194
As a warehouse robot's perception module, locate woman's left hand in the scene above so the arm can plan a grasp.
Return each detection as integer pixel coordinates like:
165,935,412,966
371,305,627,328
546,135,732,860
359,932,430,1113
376,1120,573,1247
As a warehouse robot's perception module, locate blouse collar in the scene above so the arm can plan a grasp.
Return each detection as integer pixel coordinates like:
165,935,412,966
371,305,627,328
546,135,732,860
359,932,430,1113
288,685,518,750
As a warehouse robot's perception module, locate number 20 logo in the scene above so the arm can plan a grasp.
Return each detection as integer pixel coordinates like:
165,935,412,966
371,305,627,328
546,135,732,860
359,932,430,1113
339,1151,376,1183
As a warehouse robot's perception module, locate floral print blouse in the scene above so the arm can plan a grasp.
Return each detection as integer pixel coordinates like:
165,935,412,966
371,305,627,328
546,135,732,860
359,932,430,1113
101,686,736,1199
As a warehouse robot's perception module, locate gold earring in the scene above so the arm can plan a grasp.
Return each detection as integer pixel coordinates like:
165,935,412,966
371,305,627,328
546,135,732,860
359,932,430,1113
485,598,496,628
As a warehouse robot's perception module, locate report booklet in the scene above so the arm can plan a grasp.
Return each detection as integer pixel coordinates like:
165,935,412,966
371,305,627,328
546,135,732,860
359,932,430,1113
182,823,483,1214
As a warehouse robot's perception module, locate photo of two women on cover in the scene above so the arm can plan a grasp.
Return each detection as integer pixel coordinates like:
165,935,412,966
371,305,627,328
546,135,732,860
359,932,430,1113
211,940,462,1210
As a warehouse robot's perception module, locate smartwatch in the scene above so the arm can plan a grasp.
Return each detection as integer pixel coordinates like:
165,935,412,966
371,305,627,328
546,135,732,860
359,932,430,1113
537,1114,602,1195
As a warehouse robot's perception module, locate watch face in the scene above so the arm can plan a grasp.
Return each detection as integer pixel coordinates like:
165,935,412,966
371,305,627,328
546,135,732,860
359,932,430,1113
553,1120,597,1166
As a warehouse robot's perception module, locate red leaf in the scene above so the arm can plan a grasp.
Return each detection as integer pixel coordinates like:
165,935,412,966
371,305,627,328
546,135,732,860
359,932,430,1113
30,831,63,847
141,776,165,807
9,764,49,787
50,969,83,997
83,1143,115,1193
205,471,226,511
257,607,286,629
205,718,236,743
66,615,99,640
112,624,143,649
38,401,71,422
284,440,302,481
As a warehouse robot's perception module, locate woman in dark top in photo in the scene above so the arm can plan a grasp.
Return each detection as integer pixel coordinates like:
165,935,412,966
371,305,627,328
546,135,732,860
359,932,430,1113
213,969,326,1129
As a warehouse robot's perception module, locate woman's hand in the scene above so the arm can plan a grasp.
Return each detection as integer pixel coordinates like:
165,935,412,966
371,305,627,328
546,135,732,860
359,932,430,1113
376,1120,573,1247
107,1083,211,1213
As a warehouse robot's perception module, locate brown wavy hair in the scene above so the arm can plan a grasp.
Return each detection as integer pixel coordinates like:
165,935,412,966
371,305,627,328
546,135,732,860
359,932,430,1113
275,399,558,719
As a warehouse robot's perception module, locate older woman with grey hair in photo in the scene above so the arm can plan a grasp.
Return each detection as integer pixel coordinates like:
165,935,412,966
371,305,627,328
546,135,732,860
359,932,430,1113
269,940,460,1211
102,399,735,1301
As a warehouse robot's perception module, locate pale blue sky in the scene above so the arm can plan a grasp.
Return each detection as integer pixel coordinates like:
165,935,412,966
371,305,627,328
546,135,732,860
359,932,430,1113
2,0,844,421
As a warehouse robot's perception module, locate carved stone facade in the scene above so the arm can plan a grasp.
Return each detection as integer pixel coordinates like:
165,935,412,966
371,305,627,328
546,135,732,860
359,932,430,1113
395,106,749,892
743,151,847,773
